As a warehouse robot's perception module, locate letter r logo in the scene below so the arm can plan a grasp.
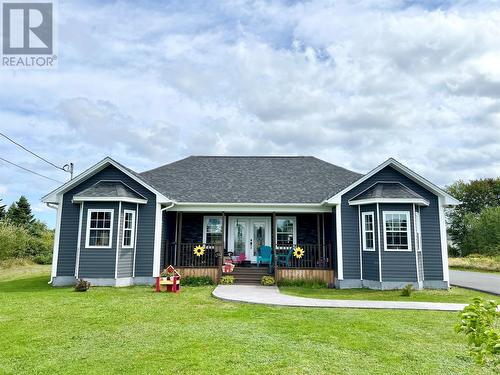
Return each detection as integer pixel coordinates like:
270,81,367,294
2,2,53,54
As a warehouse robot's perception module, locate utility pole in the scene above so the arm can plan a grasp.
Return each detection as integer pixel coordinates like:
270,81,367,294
63,162,74,180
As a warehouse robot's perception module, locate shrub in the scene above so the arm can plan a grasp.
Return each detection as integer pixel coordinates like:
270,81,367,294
277,278,327,288
181,276,214,286
261,275,275,286
0,221,53,264
220,275,235,285
75,279,91,292
455,297,500,367
400,284,414,297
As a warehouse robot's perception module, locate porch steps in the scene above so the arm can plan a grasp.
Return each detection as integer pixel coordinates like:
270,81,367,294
225,266,272,285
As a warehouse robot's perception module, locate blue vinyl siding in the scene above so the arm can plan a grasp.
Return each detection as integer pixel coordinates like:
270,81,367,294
78,201,118,278
56,165,157,278
341,165,443,281
117,202,137,278
379,203,417,282
360,204,379,281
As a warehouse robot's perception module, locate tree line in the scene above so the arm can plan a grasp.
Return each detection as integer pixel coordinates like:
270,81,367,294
446,178,500,257
0,196,53,264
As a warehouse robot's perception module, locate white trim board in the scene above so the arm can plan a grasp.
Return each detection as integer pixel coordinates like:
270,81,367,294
49,196,63,281
349,198,429,206
74,202,84,278
122,210,136,249
73,196,148,204
172,203,331,213
152,202,163,277
85,209,115,249
382,211,412,252
361,211,375,252
438,196,450,283
335,205,343,280
115,202,122,279
326,158,460,206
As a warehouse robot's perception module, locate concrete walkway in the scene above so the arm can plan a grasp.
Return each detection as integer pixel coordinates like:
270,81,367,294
450,270,500,295
213,285,469,311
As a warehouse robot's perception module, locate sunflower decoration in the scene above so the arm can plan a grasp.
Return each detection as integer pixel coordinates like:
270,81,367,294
193,245,205,257
293,246,305,259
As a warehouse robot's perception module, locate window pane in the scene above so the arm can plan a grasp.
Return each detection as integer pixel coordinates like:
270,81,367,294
123,231,131,247
205,218,222,244
277,218,294,246
366,232,374,249
90,229,110,247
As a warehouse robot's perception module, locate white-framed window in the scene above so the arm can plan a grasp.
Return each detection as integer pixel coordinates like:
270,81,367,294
361,212,375,251
203,216,223,244
86,209,114,249
122,210,136,248
383,211,412,251
276,216,297,247
415,209,422,252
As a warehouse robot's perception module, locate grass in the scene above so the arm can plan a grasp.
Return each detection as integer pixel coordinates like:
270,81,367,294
0,267,497,374
280,286,498,303
0,259,51,281
449,255,500,273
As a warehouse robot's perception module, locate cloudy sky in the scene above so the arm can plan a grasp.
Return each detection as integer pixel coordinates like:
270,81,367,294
1,0,499,227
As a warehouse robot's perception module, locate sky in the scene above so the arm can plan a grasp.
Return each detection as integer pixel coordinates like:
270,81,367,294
1,0,499,228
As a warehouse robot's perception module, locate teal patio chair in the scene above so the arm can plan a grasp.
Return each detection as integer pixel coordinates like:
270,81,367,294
256,245,273,272
276,247,294,268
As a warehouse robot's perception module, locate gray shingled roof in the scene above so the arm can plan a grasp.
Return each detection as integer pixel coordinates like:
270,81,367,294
139,156,362,204
74,181,147,200
350,182,425,201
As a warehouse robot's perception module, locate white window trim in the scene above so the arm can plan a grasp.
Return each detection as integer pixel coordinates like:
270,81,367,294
415,209,422,252
202,216,223,244
275,216,297,246
361,212,375,251
122,210,136,249
85,209,114,249
383,211,412,252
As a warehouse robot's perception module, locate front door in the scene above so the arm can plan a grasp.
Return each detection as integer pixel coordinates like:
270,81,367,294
228,217,271,262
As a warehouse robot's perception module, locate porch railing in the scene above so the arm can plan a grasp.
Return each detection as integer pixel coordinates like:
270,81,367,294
166,242,332,270
274,243,332,270
167,242,221,268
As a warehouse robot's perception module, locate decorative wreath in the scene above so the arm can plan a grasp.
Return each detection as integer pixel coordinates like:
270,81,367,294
193,245,205,257
293,246,305,259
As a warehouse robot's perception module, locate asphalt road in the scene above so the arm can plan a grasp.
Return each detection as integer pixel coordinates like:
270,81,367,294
449,269,500,295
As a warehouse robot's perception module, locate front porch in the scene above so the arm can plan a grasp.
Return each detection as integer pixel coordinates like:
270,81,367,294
161,212,335,285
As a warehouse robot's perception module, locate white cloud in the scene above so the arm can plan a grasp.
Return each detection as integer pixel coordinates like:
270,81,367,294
1,0,500,227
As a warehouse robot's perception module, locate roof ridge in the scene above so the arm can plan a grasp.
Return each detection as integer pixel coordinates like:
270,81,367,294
189,155,315,158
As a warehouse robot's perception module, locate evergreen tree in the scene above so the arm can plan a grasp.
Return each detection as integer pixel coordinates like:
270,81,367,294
0,198,5,220
5,196,35,227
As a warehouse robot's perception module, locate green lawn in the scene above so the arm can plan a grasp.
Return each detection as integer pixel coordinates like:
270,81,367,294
0,269,496,374
280,285,498,303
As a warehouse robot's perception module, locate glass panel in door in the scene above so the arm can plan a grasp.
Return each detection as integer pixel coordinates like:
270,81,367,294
251,221,266,261
233,221,247,257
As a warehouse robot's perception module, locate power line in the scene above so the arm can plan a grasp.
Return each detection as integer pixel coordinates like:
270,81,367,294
0,132,65,171
0,156,63,183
